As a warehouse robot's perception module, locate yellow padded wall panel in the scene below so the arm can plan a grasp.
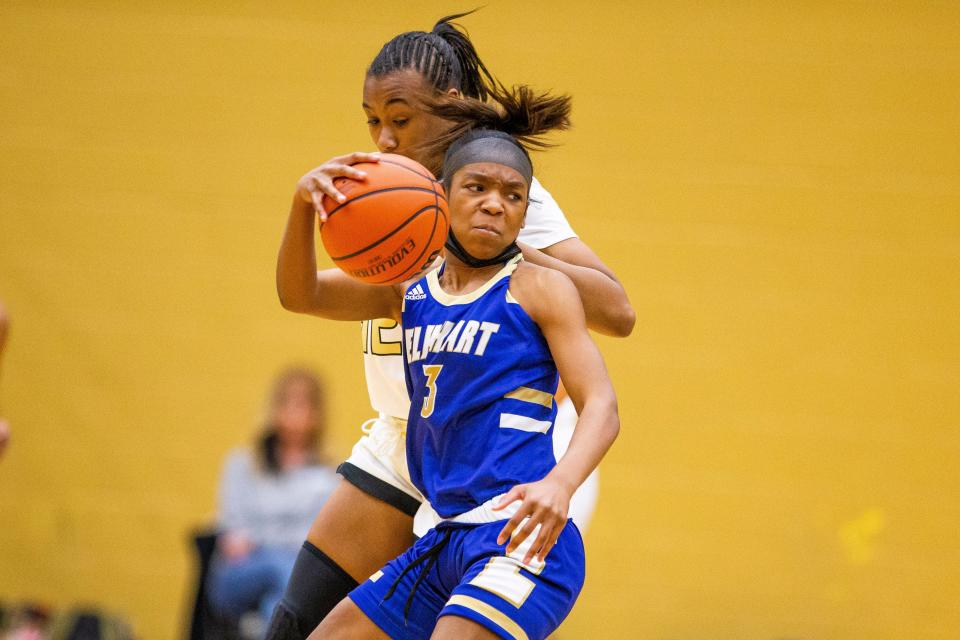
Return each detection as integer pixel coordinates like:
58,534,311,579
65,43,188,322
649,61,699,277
1,2,958,638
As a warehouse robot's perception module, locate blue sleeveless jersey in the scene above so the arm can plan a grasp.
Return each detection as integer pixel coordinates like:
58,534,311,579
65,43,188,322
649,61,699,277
402,257,560,518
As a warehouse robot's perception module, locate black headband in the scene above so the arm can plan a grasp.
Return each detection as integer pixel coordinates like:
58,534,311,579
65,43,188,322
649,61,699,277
440,130,530,268
441,130,533,193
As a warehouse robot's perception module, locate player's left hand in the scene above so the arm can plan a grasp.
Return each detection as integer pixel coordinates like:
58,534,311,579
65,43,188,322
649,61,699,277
493,477,573,564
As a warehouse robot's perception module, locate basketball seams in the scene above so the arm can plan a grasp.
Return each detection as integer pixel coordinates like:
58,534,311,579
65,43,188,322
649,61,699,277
323,185,446,221
390,175,448,283
319,152,448,285
363,206,442,285
371,175,447,284
326,204,442,261
378,158,444,186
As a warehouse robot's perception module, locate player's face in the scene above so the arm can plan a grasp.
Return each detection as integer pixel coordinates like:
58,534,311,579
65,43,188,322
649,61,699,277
362,70,455,175
448,162,528,260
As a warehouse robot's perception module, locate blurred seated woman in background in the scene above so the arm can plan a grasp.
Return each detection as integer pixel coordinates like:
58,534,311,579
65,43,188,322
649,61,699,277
207,367,339,626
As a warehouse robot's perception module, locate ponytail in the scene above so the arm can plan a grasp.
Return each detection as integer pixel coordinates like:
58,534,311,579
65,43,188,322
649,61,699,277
415,82,572,162
430,12,495,100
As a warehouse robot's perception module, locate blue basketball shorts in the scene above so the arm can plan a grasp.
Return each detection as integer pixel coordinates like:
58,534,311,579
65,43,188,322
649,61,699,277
348,520,585,640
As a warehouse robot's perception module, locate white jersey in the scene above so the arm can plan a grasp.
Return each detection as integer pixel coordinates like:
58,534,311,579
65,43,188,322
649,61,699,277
361,177,576,418
552,396,599,533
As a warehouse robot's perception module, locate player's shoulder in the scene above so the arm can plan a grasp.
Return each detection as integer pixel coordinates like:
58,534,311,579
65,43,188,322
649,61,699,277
527,176,557,212
514,260,573,287
520,176,576,249
510,262,577,313
529,176,549,198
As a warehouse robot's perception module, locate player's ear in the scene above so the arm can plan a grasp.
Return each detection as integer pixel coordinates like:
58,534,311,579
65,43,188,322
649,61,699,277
446,87,462,99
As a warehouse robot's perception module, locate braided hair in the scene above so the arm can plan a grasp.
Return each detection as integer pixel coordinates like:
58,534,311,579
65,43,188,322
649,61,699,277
367,12,495,100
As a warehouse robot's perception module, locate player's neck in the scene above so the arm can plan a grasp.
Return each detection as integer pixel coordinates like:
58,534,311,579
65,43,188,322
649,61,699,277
439,256,505,295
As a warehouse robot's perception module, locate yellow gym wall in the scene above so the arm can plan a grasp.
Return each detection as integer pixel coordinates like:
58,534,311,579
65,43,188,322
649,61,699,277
1,1,958,638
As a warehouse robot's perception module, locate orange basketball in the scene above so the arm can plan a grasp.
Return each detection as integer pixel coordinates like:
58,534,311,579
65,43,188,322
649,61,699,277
320,153,448,285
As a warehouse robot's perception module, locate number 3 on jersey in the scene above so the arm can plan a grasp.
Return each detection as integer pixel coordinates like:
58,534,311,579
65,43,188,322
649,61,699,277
421,364,443,418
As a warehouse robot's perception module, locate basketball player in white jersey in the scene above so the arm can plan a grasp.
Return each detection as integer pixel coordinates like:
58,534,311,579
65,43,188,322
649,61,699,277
267,15,634,639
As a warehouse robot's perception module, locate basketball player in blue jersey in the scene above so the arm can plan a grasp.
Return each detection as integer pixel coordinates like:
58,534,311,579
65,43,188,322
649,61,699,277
296,95,619,638
270,14,633,639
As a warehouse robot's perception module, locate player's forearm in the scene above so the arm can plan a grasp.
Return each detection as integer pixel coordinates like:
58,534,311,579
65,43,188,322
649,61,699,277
277,196,322,313
546,392,619,494
521,245,635,337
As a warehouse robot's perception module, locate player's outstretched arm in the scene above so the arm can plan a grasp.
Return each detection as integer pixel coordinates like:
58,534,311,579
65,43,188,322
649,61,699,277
277,155,402,322
494,265,620,563
520,238,636,337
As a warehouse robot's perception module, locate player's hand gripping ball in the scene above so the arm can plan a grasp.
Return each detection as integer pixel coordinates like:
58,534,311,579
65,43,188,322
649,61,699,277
320,154,448,285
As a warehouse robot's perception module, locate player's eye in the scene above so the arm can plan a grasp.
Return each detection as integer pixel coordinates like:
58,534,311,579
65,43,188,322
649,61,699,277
366,117,380,126
392,118,409,127
465,183,484,192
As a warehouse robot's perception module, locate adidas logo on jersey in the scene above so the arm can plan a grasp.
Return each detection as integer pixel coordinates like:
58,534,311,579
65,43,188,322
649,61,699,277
405,284,427,301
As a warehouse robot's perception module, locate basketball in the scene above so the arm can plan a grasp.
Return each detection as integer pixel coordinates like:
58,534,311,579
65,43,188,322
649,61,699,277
319,154,448,285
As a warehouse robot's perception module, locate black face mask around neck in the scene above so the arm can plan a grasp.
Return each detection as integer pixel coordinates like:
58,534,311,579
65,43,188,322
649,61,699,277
444,230,521,268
